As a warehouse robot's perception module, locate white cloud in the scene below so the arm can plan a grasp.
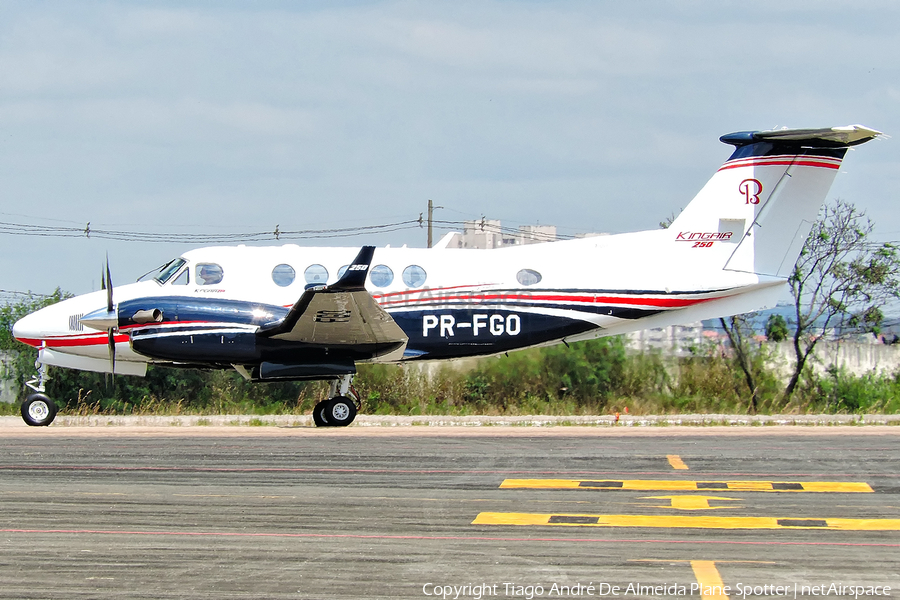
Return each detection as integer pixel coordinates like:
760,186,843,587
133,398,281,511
0,1,897,293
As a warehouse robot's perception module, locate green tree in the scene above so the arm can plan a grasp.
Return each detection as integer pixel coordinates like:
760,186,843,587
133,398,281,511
719,314,762,414
765,314,788,343
784,199,900,401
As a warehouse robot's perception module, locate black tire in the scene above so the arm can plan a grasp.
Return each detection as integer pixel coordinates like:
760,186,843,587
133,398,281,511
326,397,357,427
312,400,331,427
21,393,57,427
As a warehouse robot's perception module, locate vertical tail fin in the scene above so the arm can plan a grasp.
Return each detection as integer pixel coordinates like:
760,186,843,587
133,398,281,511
669,125,881,278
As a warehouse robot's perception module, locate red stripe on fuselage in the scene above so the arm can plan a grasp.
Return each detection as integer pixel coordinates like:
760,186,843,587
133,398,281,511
118,320,212,332
378,292,719,309
16,334,129,348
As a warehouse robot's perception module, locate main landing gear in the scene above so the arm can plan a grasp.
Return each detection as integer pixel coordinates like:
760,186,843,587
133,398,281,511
312,374,359,427
22,356,57,427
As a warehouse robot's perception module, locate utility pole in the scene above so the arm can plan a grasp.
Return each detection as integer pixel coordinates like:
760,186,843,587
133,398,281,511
427,199,434,248
426,199,443,248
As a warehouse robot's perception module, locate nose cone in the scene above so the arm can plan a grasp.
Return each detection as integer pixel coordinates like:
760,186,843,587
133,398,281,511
12,311,42,346
80,307,118,331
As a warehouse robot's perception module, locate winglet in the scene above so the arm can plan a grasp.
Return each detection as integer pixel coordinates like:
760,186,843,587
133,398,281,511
329,246,375,291
257,246,376,338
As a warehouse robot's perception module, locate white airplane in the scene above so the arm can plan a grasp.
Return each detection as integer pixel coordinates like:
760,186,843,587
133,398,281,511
12,125,881,427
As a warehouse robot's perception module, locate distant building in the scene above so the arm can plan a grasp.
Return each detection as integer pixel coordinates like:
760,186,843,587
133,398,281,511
457,219,503,249
517,224,557,245
625,322,704,356
445,219,560,249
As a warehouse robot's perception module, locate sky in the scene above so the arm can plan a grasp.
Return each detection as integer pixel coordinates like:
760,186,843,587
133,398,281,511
1,1,898,296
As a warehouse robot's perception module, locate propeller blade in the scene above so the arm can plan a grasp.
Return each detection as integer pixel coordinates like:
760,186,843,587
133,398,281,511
108,328,116,377
105,254,116,386
105,255,113,313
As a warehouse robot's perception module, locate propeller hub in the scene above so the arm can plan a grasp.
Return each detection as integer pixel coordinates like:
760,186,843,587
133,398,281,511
80,308,118,331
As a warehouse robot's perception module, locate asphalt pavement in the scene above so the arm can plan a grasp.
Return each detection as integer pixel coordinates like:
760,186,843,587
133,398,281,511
0,426,896,599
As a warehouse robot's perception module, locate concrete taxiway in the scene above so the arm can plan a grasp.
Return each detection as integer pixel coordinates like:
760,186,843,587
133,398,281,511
0,426,896,599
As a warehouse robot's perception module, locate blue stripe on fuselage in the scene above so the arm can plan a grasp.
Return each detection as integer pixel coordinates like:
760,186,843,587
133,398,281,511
120,297,600,362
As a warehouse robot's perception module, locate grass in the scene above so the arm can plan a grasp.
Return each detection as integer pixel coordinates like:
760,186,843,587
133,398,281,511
3,336,900,419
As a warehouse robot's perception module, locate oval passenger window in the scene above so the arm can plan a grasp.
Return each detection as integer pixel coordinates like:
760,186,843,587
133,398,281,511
271,264,296,287
516,269,541,286
369,265,394,288
303,264,328,285
402,265,427,288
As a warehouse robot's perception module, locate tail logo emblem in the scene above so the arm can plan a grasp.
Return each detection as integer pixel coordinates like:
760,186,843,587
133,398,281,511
739,178,762,204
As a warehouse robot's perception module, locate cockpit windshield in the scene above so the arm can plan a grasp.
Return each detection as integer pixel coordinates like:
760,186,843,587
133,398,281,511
139,258,188,284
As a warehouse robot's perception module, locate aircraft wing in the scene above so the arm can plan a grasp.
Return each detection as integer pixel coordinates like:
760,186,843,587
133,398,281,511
256,246,408,356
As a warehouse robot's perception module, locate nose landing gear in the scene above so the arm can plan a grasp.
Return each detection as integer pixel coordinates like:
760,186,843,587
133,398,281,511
312,374,360,427
22,354,56,426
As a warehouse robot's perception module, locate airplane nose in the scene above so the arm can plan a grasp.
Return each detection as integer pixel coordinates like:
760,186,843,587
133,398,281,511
80,307,118,331
12,311,42,346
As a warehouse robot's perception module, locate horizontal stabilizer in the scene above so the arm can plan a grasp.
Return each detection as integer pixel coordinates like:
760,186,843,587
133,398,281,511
721,125,882,149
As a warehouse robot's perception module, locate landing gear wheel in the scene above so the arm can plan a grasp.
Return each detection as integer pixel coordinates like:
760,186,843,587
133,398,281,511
326,396,357,427
21,393,57,427
312,400,331,427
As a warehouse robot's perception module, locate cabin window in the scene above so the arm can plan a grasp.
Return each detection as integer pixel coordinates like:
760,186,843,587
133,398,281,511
272,264,296,287
302,264,327,286
516,268,541,286
369,265,393,288
337,265,349,280
402,265,427,288
196,263,224,285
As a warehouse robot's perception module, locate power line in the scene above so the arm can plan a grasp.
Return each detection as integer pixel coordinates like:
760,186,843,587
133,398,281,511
0,215,579,244
0,289,55,298
0,219,425,243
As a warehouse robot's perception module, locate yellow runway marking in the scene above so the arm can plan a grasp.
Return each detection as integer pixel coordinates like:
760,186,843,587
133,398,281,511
499,479,873,493
641,495,742,510
472,512,900,530
667,455,689,470
691,561,730,599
